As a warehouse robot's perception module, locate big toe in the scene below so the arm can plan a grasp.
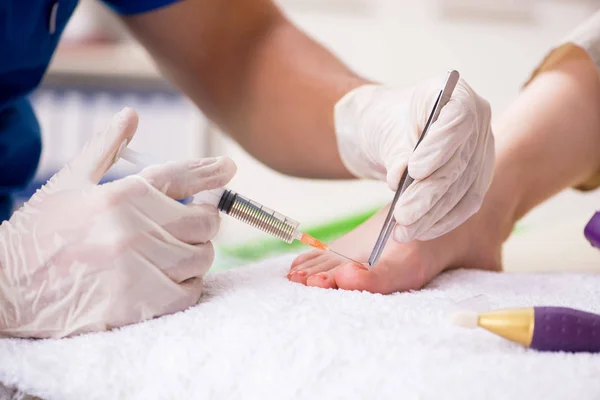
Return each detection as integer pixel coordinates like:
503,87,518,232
290,251,321,270
333,263,374,291
333,261,426,294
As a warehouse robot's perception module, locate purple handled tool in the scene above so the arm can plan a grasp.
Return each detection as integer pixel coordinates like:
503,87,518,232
453,306,600,353
452,213,600,352
584,211,600,249
531,307,600,352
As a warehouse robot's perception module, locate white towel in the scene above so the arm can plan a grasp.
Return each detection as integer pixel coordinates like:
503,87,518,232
1,254,600,400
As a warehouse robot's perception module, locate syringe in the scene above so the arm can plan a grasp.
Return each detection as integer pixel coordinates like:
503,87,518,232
117,146,360,263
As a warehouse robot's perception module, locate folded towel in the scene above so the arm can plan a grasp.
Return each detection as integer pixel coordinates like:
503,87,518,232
1,255,600,400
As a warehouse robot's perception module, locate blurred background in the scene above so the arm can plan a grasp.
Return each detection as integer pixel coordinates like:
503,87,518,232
24,0,600,270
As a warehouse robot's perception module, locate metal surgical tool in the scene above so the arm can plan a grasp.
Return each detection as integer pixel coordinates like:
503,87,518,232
367,70,460,267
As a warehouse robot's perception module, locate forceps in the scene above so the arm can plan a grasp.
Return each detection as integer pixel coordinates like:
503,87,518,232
367,70,460,267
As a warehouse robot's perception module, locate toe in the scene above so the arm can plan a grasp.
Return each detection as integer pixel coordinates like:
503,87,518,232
288,253,349,287
290,250,321,270
287,269,308,284
303,258,342,277
306,271,337,289
291,253,333,272
301,253,331,269
331,263,378,292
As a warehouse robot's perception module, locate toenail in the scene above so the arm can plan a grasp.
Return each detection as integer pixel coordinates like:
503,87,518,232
316,273,327,280
296,270,307,277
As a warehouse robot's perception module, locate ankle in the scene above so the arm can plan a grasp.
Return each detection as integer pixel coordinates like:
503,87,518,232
478,165,523,245
479,195,518,245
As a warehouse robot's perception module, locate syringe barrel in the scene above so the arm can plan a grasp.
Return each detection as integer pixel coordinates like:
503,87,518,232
214,189,300,243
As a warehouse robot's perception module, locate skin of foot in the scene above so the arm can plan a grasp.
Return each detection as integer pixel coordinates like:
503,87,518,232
288,53,600,294
287,198,513,294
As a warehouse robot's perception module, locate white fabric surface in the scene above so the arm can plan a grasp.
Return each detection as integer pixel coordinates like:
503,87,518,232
1,254,600,400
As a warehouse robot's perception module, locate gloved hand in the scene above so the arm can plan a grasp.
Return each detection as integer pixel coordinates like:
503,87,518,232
0,108,236,339
334,76,495,243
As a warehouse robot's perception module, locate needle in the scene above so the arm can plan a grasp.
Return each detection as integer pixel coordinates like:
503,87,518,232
326,249,363,265
298,232,363,265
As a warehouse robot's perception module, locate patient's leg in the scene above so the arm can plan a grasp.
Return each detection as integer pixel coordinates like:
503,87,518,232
289,51,600,293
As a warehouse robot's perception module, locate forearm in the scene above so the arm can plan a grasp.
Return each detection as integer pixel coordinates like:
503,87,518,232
485,52,600,231
225,17,369,178
124,1,368,178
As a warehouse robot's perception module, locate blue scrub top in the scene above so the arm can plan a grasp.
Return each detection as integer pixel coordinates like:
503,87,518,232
0,0,179,221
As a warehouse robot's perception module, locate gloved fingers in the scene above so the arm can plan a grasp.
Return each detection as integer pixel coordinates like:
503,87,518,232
416,148,494,241
134,275,205,323
385,158,408,191
162,204,220,245
392,138,478,227
155,276,205,318
180,276,205,304
408,93,478,180
159,242,215,284
59,108,139,190
139,156,237,200
394,128,495,243
393,172,472,243
98,188,217,282
180,276,205,296
97,176,221,245
104,212,216,283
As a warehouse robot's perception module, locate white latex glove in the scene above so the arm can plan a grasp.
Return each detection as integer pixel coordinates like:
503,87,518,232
334,76,495,242
0,108,236,339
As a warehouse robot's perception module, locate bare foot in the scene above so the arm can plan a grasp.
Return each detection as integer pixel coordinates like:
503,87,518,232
287,204,511,294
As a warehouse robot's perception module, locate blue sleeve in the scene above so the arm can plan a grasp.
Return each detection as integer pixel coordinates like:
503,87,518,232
101,0,181,16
